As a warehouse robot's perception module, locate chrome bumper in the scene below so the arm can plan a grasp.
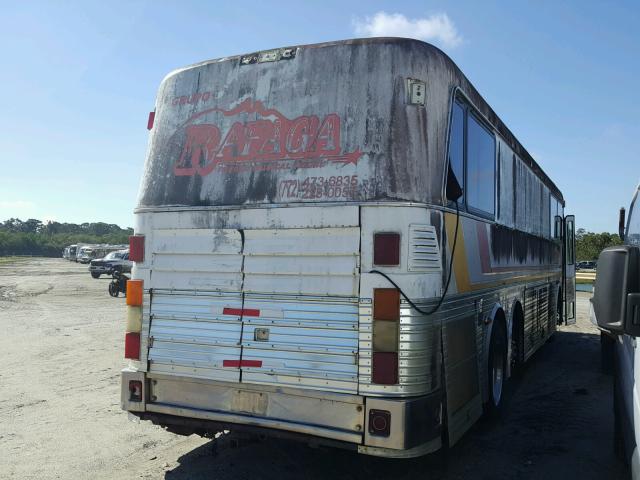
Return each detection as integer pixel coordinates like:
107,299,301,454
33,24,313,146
121,370,442,457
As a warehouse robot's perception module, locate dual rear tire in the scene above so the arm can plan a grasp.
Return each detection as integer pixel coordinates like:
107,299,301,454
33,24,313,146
487,319,508,413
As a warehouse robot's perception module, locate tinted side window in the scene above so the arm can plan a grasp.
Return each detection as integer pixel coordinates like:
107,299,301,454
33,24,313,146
448,102,465,204
466,113,496,215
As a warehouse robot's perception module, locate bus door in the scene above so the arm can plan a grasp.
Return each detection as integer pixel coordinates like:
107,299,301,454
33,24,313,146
563,215,576,325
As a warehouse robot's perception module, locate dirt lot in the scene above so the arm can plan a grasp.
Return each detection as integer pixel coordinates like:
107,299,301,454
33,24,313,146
0,258,628,479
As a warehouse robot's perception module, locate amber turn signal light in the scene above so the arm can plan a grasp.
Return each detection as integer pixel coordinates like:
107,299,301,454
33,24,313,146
126,279,143,306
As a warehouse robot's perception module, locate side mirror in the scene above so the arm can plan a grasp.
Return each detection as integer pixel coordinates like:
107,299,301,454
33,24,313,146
619,207,626,241
593,245,640,336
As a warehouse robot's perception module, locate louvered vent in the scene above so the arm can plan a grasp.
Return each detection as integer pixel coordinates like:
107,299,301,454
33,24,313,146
408,224,441,272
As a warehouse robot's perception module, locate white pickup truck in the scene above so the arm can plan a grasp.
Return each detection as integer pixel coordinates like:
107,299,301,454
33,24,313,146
592,182,640,478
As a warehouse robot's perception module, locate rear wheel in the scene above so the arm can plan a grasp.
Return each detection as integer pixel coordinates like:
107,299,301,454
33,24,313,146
487,320,507,413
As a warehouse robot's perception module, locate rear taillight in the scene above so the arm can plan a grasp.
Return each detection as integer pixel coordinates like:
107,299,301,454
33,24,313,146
368,409,391,437
124,332,141,360
372,288,399,385
124,279,143,360
373,232,400,266
129,380,143,402
129,235,145,262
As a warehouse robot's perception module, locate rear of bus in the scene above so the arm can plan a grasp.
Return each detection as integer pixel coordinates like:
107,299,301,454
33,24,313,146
121,38,447,457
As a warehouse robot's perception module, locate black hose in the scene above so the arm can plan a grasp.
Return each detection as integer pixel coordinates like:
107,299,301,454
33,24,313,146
370,201,460,316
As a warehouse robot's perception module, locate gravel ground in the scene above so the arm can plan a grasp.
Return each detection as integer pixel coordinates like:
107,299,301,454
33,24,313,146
0,258,628,479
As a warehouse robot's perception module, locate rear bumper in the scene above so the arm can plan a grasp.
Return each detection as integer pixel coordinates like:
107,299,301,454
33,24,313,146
121,370,442,457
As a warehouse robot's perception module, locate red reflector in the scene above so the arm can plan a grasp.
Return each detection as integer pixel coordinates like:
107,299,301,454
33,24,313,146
129,235,145,262
147,111,155,130
368,409,391,437
374,233,400,266
223,359,263,368
222,307,260,317
124,332,141,360
241,360,263,367
372,352,398,384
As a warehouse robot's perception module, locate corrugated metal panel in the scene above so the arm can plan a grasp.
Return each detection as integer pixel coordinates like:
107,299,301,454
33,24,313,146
240,294,359,394
358,300,440,396
243,227,359,296
407,224,441,272
147,290,243,382
524,285,549,360
149,228,243,290
145,220,361,394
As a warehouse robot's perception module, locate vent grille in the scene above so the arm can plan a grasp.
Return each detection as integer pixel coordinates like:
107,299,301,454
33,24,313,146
408,224,441,272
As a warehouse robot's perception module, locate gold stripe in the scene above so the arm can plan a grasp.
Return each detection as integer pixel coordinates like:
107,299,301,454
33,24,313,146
445,213,561,293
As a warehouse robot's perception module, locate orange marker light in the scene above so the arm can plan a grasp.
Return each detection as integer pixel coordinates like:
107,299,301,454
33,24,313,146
126,279,143,306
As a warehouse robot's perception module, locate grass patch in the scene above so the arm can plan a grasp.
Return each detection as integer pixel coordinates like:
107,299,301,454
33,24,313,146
0,256,29,265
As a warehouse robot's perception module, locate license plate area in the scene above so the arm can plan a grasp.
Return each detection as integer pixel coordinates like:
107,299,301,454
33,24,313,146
230,389,268,415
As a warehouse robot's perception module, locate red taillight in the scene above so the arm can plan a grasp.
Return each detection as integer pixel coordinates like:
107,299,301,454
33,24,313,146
129,380,143,402
147,111,155,130
373,232,400,266
368,409,391,437
129,235,145,262
372,352,399,384
372,289,400,385
124,332,141,360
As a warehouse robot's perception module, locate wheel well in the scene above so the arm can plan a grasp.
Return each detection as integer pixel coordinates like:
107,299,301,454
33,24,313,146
494,307,507,334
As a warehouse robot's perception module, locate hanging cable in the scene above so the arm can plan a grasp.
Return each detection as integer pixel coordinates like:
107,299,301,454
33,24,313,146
370,201,460,315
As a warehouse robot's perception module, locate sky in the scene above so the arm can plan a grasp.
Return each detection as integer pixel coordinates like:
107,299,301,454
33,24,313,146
0,0,638,232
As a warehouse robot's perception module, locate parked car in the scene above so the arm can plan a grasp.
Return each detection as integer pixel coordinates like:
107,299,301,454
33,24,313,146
89,250,132,279
577,260,597,270
592,184,640,478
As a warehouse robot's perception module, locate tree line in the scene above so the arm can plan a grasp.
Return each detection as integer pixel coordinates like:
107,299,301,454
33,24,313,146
576,228,622,261
0,218,622,261
0,218,133,257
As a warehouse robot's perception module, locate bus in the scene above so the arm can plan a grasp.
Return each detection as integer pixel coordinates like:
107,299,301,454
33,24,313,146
121,37,576,458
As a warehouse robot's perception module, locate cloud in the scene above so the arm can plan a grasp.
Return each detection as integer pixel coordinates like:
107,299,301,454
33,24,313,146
353,12,462,49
